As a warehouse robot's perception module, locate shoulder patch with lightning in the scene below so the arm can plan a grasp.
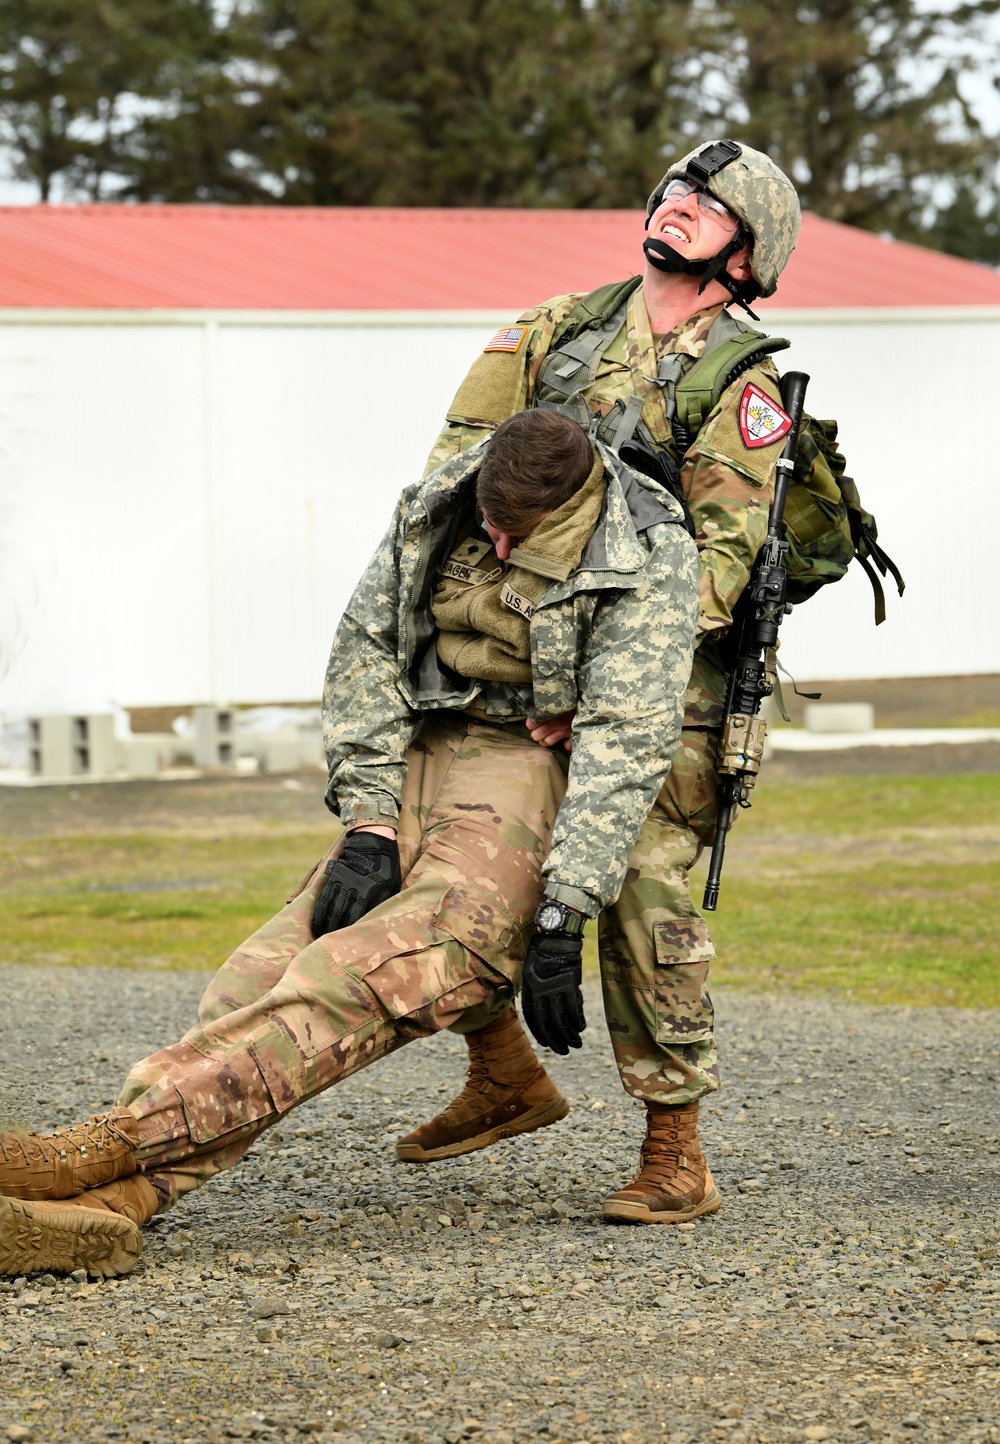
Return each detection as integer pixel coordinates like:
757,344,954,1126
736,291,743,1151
738,382,793,450
484,326,527,354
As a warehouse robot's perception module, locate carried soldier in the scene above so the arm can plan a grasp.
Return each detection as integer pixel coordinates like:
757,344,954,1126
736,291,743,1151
0,405,699,1277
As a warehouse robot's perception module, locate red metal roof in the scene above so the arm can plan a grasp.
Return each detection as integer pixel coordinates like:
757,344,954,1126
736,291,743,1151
0,204,998,311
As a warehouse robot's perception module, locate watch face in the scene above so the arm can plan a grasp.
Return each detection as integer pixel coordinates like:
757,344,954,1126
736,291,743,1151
536,902,565,933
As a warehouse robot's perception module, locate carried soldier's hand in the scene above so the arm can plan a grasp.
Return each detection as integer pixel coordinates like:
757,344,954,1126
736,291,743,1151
526,711,575,752
311,829,401,937
521,933,586,1055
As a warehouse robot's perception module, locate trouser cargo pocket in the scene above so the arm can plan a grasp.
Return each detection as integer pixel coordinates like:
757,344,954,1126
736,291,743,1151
172,1042,280,1142
653,918,716,1047
360,884,521,1026
431,883,530,983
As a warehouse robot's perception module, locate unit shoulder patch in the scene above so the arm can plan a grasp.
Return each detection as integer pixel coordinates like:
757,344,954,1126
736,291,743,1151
484,326,528,354
738,382,793,450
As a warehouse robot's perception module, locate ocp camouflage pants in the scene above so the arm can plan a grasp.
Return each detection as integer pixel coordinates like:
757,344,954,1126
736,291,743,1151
117,715,568,1209
599,725,721,1107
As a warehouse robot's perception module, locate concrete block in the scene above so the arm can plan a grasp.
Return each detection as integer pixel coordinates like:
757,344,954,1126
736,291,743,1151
803,702,875,734
298,730,326,770
28,713,117,778
239,723,326,774
118,732,182,776
260,736,303,774
193,706,237,769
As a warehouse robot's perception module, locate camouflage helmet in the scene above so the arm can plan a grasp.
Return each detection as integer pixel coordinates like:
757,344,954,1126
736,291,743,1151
647,139,800,298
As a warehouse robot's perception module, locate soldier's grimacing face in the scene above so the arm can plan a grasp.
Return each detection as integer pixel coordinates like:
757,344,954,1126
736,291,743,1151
649,183,745,267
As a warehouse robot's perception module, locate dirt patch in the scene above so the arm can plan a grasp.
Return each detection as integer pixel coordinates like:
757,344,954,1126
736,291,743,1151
776,672,1000,728
0,772,330,839
768,740,1000,777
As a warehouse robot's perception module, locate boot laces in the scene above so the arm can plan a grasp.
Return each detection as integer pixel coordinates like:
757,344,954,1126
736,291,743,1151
437,1052,494,1122
438,1025,536,1122
628,1115,704,1191
636,1135,686,1187
0,1112,132,1168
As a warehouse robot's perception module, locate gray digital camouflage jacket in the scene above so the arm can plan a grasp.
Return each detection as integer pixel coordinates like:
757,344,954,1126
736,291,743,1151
322,439,699,915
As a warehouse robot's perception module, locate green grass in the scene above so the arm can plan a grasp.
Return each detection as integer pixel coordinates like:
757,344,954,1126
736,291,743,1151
587,774,1000,1010
0,829,332,971
692,860,997,1009
2,774,997,1009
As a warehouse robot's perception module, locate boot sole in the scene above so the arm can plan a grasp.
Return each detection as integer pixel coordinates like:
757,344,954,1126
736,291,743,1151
602,1183,723,1225
0,1196,143,1278
395,1094,570,1162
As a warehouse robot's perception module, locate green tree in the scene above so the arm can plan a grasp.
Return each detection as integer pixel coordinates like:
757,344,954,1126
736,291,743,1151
213,0,713,207
550,0,728,207
0,0,235,201
928,180,1000,264
714,0,1000,248
3,0,1000,266
228,0,599,206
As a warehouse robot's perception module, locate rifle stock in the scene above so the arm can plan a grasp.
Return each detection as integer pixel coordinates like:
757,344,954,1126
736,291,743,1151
702,371,810,912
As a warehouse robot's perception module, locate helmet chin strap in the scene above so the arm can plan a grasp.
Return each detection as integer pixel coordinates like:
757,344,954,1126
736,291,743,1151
643,228,760,321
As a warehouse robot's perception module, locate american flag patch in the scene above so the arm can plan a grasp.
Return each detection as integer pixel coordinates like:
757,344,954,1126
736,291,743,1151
484,326,527,354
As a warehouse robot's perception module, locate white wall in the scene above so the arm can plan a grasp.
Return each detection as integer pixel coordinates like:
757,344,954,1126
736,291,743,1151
0,306,995,715
0,314,493,713
762,307,997,684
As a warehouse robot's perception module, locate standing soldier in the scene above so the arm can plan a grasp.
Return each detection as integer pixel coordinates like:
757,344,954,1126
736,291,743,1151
395,139,804,1224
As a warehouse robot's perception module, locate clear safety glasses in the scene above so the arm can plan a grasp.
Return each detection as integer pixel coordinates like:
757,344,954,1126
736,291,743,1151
661,179,739,230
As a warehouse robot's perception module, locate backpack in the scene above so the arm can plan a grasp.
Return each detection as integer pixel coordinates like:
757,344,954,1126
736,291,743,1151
544,280,904,623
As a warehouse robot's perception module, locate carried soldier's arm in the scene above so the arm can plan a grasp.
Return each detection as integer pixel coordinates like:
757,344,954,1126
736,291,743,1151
542,519,700,916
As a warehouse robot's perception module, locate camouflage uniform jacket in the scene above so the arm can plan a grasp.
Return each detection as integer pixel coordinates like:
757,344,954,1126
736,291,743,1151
425,284,787,728
323,441,699,916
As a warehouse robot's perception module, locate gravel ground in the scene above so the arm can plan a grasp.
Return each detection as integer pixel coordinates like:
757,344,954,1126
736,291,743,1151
0,962,998,1444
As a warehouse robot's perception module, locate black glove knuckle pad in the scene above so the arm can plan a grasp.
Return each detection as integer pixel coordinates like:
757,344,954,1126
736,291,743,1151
310,833,402,937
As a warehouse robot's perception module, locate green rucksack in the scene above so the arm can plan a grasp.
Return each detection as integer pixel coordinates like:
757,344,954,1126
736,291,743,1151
548,280,904,623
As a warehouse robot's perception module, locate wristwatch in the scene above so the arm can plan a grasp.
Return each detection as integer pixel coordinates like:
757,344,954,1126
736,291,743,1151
534,898,585,937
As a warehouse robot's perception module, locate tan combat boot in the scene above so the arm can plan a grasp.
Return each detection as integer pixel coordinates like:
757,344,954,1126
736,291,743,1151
396,1009,569,1162
0,1108,139,1200
0,1173,159,1279
603,1100,721,1224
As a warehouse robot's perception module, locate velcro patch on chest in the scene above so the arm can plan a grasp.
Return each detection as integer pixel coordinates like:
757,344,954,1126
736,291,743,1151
500,581,535,620
738,382,793,450
440,557,495,585
484,326,528,354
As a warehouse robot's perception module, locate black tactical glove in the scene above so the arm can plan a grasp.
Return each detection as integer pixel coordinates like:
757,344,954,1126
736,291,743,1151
310,831,401,937
521,933,586,1055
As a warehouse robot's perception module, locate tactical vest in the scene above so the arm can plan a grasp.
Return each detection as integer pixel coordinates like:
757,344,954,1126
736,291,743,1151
533,278,903,622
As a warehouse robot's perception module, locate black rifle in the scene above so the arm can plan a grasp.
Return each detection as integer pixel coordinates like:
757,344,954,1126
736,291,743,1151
702,370,809,912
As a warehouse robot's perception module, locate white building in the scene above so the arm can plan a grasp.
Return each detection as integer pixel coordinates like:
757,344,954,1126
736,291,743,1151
0,203,997,715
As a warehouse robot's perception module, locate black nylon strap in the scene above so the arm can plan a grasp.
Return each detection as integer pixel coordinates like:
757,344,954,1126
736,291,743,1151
642,236,709,277
642,230,760,320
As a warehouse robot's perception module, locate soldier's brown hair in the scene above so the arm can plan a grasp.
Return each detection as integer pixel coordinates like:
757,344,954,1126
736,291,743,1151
477,409,595,534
